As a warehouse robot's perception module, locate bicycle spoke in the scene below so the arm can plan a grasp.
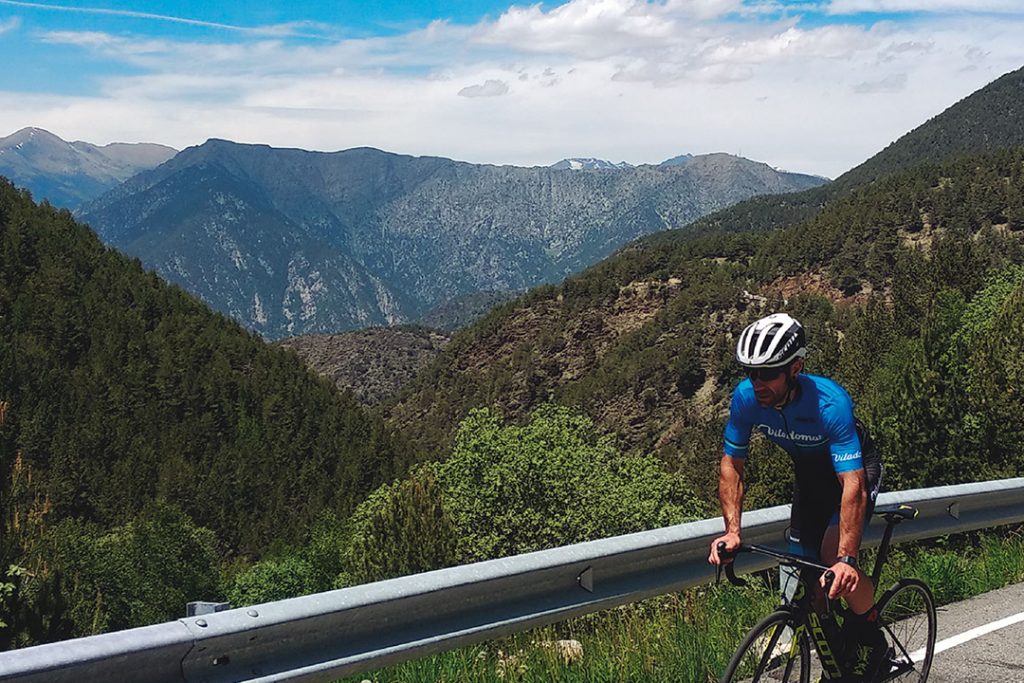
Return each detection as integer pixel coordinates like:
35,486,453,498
876,579,936,683
883,622,914,663
756,624,785,673
722,612,810,683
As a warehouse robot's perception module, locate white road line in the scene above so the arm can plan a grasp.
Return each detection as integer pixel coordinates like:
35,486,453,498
910,611,1024,662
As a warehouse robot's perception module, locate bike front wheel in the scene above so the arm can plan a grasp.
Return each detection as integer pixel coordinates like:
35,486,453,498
875,578,937,682
721,609,811,683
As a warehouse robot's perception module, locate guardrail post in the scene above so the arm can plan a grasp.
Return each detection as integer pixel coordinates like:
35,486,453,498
186,601,230,617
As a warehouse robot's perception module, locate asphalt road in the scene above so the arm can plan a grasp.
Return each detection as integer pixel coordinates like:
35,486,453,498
926,581,1024,682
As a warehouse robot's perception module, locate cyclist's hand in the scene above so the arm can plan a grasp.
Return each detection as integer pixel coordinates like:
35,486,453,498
709,533,741,565
822,561,859,599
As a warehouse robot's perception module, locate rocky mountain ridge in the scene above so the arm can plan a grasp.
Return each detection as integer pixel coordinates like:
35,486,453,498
79,142,825,339
0,127,176,208
414,289,522,331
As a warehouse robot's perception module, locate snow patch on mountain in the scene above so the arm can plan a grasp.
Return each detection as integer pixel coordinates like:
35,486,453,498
550,157,633,171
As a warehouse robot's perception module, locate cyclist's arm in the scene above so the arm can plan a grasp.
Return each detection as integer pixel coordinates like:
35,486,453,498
720,453,745,536
826,468,870,600
710,454,745,565
824,386,865,558
712,384,753,563
836,468,867,557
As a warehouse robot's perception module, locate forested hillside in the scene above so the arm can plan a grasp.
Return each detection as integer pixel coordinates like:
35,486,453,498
388,147,1024,510
0,179,410,645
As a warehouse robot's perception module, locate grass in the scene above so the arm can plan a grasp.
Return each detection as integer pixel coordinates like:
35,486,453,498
342,525,1024,683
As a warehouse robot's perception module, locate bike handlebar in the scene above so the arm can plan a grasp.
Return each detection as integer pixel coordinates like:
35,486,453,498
715,541,837,613
715,541,746,586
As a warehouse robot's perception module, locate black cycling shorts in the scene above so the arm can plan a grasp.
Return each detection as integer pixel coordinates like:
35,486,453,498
786,419,883,560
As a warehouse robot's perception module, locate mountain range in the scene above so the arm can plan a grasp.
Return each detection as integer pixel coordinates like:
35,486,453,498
0,127,176,208
77,144,825,339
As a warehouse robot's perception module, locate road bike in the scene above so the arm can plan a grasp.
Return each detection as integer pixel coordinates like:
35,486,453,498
718,504,937,682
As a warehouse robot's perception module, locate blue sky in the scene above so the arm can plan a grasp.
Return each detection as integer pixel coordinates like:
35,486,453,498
1,0,1023,177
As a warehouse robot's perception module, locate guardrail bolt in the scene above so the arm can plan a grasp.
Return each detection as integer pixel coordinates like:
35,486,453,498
577,566,594,593
247,609,259,618
196,619,208,628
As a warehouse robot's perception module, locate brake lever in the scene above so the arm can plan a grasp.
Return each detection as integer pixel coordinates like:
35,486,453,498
716,541,748,587
715,541,724,585
822,570,835,617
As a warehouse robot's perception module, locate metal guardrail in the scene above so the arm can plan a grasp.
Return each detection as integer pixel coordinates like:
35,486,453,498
1,477,1022,683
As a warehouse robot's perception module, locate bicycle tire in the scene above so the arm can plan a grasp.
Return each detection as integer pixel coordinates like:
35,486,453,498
875,578,937,682
721,609,811,683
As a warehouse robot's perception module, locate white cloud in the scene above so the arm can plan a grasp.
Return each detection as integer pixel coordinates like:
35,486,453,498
477,0,681,57
827,0,1024,13
458,79,510,97
853,72,908,93
0,15,21,34
3,0,1024,179
701,25,873,64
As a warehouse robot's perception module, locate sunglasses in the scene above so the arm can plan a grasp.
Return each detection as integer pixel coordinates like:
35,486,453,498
746,366,788,382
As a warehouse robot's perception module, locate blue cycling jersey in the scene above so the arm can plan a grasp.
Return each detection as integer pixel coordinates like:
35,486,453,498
723,373,863,474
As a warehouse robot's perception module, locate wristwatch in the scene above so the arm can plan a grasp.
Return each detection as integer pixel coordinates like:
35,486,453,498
838,555,859,569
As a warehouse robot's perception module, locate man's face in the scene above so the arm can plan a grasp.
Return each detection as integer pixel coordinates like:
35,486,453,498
748,360,800,407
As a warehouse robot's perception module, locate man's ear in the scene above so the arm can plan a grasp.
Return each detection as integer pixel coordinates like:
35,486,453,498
790,358,804,376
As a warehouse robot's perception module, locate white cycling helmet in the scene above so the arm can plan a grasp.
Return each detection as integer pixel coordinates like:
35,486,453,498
736,313,807,368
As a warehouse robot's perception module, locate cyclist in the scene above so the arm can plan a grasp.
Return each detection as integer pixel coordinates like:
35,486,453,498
707,313,886,681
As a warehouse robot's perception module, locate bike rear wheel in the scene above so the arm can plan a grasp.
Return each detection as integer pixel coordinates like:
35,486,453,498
721,610,811,683
875,578,937,682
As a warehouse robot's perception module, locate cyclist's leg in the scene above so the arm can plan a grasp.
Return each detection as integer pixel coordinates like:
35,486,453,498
821,445,887,680
791,485,835,616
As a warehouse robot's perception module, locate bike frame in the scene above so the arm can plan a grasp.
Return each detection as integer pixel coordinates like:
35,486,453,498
785,563,847,679
718,506,918,680
723,545,847,678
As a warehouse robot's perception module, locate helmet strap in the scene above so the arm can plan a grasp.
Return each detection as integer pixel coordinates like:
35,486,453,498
780,363,801,407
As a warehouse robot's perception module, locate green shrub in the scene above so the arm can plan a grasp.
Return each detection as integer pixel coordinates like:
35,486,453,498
343,466,457,585
439,405,699,563
36,502,219,635
226,554,317,607
344,405,702,585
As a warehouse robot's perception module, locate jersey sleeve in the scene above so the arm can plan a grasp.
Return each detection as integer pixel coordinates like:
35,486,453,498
824,388,863,473
723,383,754,458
